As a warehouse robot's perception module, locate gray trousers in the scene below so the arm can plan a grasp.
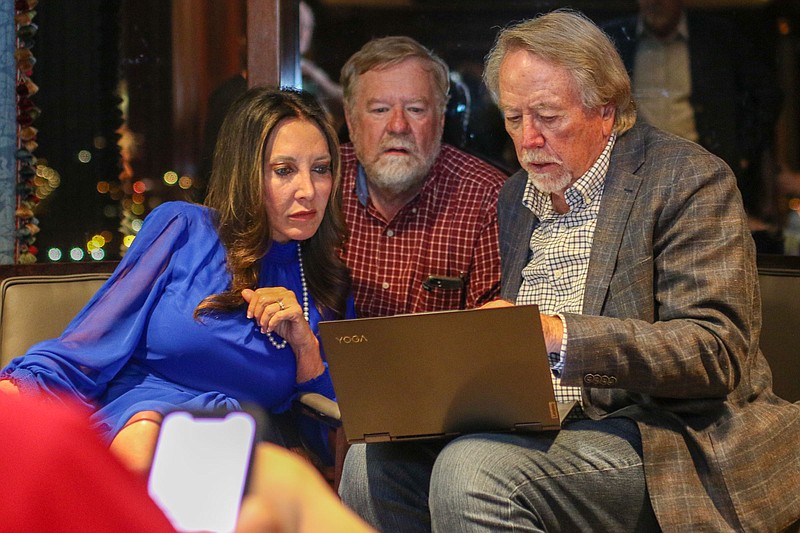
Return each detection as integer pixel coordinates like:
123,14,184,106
339,417,660,532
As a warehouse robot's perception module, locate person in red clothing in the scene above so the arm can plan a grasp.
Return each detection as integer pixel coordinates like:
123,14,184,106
0,394,175,532
338,36,507,318
0,394,376,533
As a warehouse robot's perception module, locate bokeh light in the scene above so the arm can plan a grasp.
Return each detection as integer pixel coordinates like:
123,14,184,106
47,248,62,261
33,164,60,199
86,234,106,253
69,247,85,261
163,171,179,186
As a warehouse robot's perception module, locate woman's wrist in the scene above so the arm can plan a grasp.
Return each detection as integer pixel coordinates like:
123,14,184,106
296,360,325,383
294,337,325,383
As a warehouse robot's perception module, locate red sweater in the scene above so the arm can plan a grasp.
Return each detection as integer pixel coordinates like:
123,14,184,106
0,395,175,532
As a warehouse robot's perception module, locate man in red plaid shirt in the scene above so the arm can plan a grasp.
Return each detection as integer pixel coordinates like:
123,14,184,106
339,36,507,317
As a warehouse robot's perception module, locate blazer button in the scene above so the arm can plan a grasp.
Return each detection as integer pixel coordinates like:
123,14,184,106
583,374,618,387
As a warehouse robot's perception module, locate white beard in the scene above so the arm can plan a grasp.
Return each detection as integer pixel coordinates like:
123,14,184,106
362,135,440,194
521,150,572,194
526,169,573,194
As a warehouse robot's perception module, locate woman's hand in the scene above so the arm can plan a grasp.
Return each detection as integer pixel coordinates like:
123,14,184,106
242,287,315,350
242,287,324,382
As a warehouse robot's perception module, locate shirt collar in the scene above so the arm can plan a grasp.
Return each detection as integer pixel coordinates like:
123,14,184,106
523,134,616,218
356,163,370,207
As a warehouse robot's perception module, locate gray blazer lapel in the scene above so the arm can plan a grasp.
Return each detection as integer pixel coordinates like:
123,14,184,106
582,127,646,315
498,171,537,301
499,124,649,309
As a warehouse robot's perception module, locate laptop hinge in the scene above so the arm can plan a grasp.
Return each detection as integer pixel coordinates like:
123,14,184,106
513,422,544,432
395,433,450,441
364,432,391,443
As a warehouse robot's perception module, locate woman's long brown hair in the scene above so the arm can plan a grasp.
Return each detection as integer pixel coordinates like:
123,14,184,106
195,87,350,320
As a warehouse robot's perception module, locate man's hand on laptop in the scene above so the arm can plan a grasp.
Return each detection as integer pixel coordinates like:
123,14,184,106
540,314,564,355
478,299,514,309
478,300,563,355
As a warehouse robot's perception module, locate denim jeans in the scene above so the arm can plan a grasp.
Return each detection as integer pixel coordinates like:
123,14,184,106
339,417,660,532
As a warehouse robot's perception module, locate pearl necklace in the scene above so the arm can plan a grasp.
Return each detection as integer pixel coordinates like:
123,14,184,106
267,241,309,350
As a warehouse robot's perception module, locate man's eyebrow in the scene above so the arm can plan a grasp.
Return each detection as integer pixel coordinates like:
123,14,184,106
364,97,429,106
502,101,562,112
401,97,429,104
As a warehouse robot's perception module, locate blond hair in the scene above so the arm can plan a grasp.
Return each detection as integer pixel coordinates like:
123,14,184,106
484,10,636,134
341,35,450,114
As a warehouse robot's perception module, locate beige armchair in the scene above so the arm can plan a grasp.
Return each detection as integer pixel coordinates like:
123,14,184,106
1,263,116,368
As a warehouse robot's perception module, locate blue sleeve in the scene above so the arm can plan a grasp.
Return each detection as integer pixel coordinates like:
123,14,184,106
293,293,356,464
1,203,192,408
296,293,356,396
294,366,336,465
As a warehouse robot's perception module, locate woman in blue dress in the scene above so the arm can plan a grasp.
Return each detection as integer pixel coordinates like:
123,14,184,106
0,87,354,474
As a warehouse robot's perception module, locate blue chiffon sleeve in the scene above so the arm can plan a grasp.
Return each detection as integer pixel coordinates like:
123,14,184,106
1,204,193,409
293,294,356,464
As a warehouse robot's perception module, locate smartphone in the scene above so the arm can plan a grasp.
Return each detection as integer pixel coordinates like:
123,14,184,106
421,275,464,291
147,409,258,533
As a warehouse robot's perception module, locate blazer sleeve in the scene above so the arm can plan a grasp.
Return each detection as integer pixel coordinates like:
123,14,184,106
1,204,191,408
560,142,759,402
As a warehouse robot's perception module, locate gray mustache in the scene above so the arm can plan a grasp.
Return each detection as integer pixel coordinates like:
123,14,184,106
521,151,561,166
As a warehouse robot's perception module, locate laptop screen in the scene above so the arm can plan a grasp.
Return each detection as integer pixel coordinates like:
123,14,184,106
319,305,566,443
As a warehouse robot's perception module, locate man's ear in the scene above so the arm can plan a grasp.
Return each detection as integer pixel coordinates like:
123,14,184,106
344,109,354,135
601,103,616,136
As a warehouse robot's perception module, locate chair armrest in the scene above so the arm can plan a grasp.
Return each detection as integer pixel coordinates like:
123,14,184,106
297,392,341,428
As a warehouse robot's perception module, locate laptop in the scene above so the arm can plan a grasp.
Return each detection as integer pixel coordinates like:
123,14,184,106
318,304,574,444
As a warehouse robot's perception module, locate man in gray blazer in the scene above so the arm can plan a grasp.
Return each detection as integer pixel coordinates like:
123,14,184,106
339,11,800,532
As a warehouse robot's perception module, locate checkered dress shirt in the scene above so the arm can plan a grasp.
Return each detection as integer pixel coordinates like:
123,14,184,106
516,135,616,409
340,143,507,317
